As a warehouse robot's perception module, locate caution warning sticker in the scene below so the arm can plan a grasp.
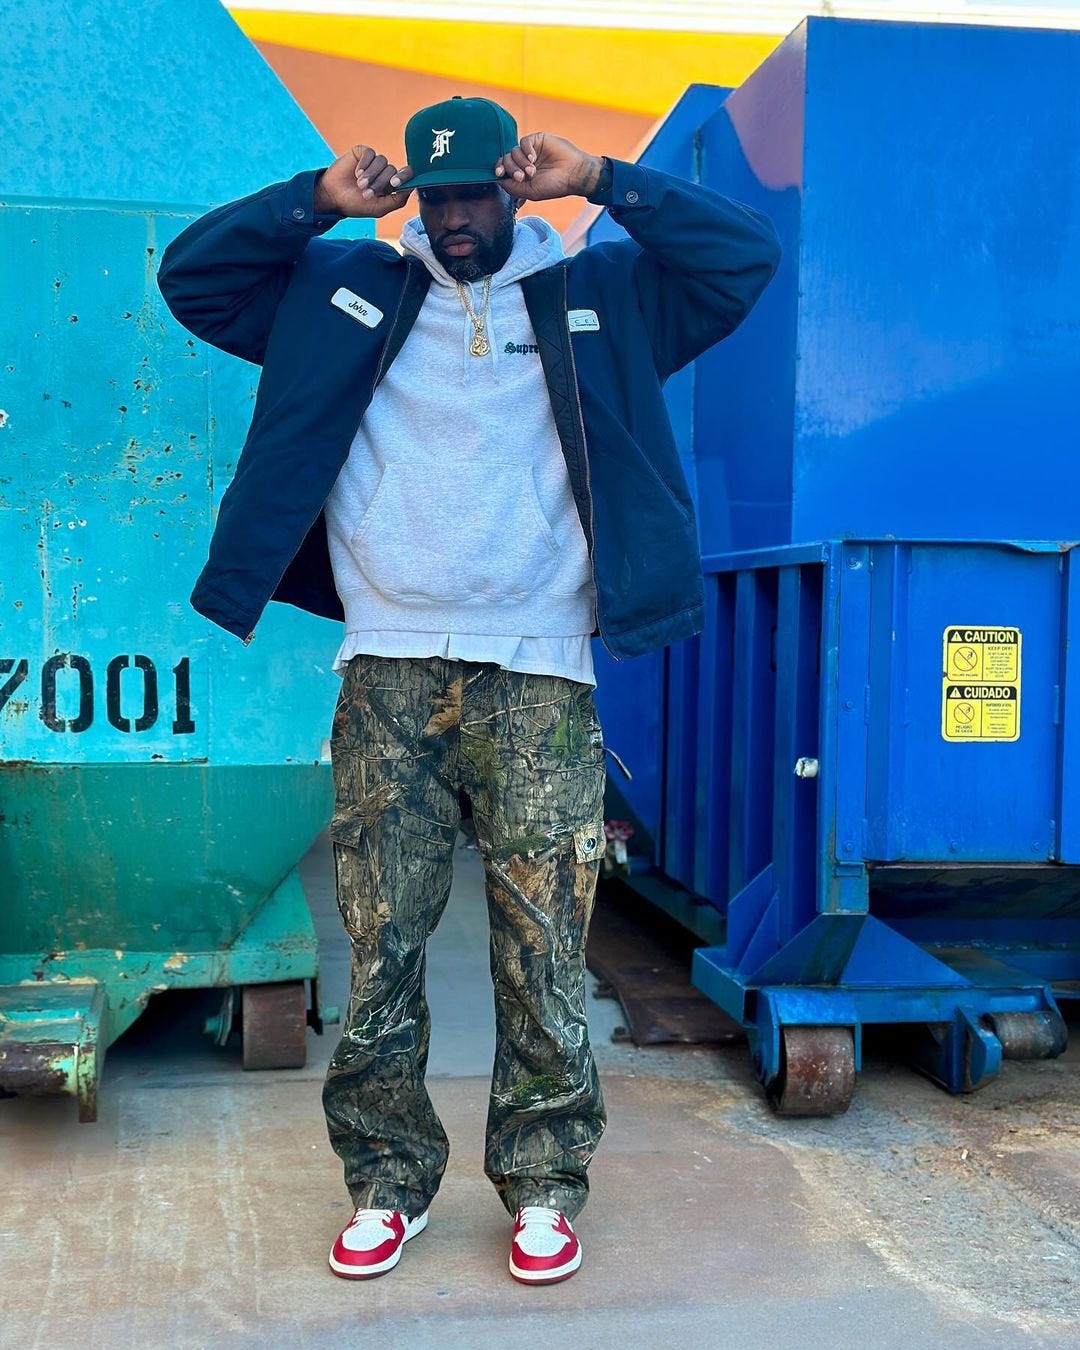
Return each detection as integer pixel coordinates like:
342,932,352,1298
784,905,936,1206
945,627,1020,682
941,627,1021,742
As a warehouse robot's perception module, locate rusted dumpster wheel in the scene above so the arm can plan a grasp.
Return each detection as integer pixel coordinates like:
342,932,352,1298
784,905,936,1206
241,981,309,1071
986,1010,1068,1061
766,1026,855,1117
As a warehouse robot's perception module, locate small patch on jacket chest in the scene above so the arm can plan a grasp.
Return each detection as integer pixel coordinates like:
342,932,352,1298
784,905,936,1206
330,287,385,328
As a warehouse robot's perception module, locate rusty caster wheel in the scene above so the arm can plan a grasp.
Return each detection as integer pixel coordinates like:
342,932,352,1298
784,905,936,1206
766,1026,856,1117
986,1010,1068,1061
241,981,309,1071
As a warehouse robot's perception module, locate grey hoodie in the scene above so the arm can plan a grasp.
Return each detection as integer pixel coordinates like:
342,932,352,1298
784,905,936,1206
323,214,597,679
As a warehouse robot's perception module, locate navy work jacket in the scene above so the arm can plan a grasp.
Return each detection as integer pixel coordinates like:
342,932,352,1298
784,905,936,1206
157,159,780,660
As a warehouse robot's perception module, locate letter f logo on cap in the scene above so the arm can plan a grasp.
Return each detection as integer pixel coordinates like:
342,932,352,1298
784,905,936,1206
405,98,517,189
430,128,456,162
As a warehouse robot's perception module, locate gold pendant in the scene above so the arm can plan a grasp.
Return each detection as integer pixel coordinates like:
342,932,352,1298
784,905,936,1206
470,330,490,357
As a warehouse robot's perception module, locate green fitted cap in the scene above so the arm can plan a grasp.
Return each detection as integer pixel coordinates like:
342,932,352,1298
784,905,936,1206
404,96,518,190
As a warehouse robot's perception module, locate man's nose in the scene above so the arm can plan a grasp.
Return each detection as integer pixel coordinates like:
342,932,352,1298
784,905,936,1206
441,201,471,233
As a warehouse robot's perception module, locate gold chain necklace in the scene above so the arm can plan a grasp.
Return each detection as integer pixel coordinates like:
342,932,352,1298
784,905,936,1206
455,276,493,357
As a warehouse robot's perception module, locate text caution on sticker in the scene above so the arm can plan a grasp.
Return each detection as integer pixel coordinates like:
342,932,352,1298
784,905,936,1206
941,626,1021,742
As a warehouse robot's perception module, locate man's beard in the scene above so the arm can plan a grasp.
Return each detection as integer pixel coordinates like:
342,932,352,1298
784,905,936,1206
433,210,516,282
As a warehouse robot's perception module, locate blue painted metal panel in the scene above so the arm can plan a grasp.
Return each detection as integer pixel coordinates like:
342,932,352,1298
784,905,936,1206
0,0,345,210
772,563,822,938
691,575,734,901
1058,550,1080,862
0,205,349,768
695,17,1080,551
0,0,373,771
693,31,805,555
588,83,729,866
585,83,730,247
862,544,1062,863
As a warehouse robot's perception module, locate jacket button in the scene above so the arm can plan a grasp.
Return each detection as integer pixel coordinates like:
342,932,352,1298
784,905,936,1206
292,207,306,220
625,189,639,204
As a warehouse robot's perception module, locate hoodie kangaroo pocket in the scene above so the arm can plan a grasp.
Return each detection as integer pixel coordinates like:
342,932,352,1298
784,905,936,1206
350,460,561,605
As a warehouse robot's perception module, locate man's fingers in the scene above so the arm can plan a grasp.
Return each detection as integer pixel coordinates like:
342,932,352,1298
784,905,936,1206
508,145,533,180
350,144,376,173
519,132,542,164
495,140,540,181
367,163,400,197
357,154,389,196
389,165,415,189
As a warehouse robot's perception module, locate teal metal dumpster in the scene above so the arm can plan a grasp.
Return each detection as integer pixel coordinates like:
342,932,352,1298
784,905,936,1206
0,0,371,1119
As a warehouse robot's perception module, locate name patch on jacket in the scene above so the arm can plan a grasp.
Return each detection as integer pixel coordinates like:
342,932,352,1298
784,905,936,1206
331,287,385,329
567,308,600,333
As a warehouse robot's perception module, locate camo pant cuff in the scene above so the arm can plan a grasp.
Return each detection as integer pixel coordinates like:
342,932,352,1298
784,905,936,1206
348,1182,433,1220
500,1180,588,1222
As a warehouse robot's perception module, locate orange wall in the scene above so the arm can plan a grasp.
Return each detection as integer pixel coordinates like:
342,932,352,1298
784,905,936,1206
232,11,779,239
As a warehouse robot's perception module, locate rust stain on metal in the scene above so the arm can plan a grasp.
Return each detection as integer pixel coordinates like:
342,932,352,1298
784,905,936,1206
36,507,52,602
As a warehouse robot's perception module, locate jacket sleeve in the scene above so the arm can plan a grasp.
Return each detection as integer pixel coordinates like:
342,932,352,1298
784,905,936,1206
156,168,341,365
587,158,781,380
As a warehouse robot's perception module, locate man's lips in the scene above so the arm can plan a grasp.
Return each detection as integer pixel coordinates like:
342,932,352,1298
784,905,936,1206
440,236,477,256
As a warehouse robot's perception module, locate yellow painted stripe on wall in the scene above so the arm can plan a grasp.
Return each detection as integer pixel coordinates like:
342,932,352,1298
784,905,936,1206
231,12,778,115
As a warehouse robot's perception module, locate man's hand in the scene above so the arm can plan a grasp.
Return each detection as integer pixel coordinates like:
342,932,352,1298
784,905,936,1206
492,132,603,202
314,145,415,218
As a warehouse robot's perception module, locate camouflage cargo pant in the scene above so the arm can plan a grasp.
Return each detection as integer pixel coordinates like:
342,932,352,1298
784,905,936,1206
322,653,607,1221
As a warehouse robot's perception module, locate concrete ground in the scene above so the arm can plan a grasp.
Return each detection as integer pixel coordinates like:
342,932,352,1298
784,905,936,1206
3,834,1079,1349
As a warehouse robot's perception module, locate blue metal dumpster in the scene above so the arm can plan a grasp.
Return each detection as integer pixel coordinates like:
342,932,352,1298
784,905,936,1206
591,18,1080,1112
0,0,372,1119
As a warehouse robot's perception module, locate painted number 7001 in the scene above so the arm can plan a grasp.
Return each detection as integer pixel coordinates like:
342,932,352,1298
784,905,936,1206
0,654,196,734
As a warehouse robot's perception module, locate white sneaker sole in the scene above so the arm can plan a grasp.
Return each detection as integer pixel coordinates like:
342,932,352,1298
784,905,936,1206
509,1244,583,1284
328,1209,428,1279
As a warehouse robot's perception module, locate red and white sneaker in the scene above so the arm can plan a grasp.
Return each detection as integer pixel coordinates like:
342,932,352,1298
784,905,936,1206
328,1206,428,1279
508,1206,582,1284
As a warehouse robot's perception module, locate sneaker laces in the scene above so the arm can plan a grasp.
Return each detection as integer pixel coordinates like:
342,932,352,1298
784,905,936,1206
515,1206,573,1257
348,1207,396,1230
517,1206,562,1228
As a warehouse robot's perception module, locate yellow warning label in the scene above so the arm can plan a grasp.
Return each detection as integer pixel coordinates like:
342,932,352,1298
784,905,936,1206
941,627,1021,742
944,627,1020,682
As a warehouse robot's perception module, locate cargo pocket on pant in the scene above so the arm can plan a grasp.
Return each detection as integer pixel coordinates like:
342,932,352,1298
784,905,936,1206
327,809,373,945
329,809,366,852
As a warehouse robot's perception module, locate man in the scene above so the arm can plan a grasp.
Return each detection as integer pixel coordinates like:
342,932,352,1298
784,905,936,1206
157,95,779,1285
